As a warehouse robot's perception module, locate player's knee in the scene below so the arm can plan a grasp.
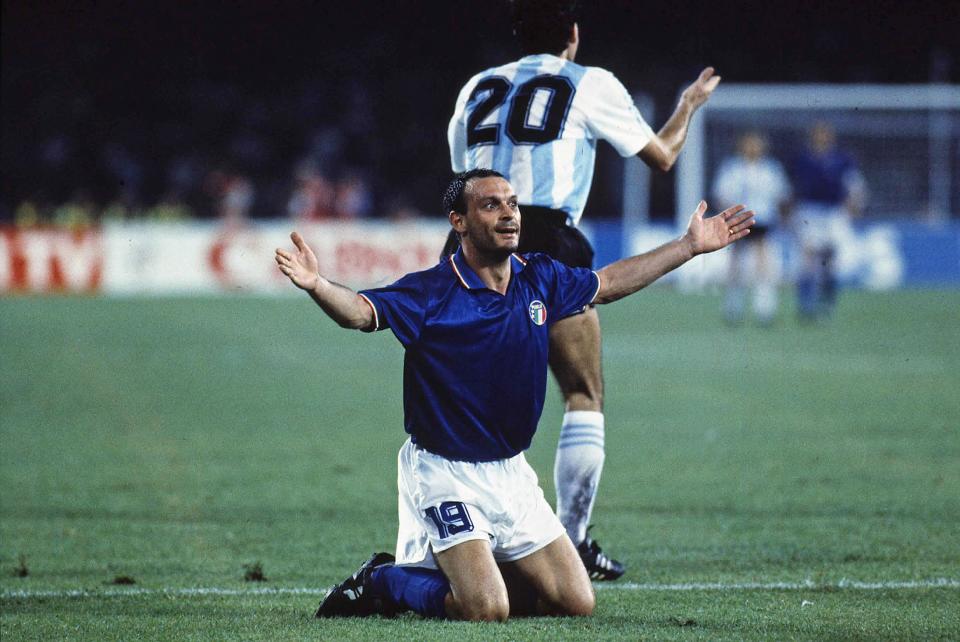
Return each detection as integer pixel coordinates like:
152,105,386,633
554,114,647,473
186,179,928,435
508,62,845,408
572,593,596,617
556,589,595,617
458,593,510,622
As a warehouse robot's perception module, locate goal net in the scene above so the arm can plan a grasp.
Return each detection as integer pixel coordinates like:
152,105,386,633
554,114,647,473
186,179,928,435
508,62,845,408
640,84,960,291
677,84,960,223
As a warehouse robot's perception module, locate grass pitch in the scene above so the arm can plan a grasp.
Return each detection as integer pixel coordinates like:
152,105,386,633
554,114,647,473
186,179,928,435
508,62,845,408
1,289,958,640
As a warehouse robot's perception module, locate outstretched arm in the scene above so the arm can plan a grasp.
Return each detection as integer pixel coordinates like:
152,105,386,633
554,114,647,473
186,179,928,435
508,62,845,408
275,232,375,330
638,67,721,172
594,202,753,304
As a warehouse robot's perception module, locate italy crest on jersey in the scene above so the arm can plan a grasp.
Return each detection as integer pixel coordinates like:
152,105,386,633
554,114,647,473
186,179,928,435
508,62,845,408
528,300,547,326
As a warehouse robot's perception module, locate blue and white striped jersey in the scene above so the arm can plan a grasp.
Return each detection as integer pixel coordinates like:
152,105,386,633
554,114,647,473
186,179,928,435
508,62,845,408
448,54,654,227
713,157,791,227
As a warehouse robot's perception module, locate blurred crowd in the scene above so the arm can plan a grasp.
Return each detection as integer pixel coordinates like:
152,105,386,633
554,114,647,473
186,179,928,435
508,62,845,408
3,77,428,227
3,2,952,229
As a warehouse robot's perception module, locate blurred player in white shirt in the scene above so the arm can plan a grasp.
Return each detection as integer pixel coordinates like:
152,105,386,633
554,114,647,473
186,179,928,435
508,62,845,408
444,0,720,580
713,131,791,325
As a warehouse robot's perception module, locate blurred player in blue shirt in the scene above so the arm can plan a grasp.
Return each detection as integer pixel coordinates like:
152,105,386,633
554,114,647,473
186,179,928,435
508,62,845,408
791,122,867,321
276,169,754,621
713,131,791,325
443,0,721,579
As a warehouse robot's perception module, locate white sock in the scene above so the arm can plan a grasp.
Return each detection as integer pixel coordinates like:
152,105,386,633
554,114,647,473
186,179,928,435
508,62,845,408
554,410,605,545
753,282,778,323
723,285,746,322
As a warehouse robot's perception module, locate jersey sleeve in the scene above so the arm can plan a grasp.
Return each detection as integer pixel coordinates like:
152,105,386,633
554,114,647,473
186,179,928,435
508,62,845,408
358,273,427,346
447,77,478,173
529,254,601,321
579,68,655,158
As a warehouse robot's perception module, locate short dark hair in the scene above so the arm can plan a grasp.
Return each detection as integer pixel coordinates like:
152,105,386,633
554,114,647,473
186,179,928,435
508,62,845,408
442,168,505,215
510,0,581,55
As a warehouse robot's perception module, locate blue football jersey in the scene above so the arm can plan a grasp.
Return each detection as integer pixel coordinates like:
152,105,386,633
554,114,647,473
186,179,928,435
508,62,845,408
359,250,600,462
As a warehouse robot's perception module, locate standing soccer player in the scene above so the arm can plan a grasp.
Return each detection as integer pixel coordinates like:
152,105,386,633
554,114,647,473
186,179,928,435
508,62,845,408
791,122,867,321
713,131,791,325
444,0,720,579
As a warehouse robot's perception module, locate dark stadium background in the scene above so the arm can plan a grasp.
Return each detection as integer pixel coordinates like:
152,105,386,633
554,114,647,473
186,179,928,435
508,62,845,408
3,0,958,223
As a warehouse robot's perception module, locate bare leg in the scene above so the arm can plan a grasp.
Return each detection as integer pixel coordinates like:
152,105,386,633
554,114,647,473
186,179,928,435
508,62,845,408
548,309,606,547
548,308,603,413
435,535,594,620
797,244,819,320
504,534,595,616
549,307,626,579
434,539,510,622
752,237,777,324
723,243,746,323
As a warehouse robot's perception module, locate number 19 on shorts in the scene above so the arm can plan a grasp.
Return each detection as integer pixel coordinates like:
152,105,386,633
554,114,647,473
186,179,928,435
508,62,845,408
425,501,475,539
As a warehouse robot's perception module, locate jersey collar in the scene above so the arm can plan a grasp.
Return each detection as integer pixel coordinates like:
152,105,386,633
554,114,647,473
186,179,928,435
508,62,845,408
449,247,527,291
520,53,563,63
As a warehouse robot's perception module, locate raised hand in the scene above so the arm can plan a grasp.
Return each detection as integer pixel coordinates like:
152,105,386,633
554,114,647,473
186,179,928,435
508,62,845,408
681,67,721,109
275,231,320,291
682,201,754,256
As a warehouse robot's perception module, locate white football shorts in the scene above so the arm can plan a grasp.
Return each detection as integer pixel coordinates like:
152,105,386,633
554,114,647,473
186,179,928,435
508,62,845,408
394,437,565,569
794,203,853,252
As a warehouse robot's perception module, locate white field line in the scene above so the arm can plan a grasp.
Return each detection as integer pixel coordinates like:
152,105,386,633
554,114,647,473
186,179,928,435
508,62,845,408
2,578,958,601
602,578,960,591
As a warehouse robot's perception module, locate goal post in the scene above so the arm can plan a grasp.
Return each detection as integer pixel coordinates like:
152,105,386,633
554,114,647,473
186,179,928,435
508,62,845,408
676,83,960,227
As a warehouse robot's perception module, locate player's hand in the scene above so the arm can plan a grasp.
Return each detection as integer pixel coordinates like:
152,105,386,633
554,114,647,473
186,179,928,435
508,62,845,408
275,231,321,291
681,201,754,256
681,67,721,109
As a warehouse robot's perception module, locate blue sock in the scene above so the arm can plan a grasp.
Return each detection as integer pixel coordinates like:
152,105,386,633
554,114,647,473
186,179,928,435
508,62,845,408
369,565,449,618
797,273,817,318
821,272,837,314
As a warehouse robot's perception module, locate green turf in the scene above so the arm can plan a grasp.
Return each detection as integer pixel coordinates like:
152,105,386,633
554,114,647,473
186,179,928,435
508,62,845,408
1,290,958,640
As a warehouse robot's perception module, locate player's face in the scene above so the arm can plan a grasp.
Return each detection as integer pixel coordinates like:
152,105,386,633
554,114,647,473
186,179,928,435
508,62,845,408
460,177,521,257
811,123,835,154
740,134,765,161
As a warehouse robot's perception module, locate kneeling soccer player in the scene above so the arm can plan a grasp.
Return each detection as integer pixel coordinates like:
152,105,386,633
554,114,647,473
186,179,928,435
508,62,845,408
275,169,754,620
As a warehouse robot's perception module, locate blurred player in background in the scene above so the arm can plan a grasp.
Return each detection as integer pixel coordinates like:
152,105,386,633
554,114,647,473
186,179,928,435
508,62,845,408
443,0,720,579
791,121,867,321
713,131,791,325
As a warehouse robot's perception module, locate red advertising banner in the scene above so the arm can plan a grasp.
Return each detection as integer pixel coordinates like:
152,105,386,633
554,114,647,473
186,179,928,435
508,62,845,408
0,226,104,293
1,221,449,295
